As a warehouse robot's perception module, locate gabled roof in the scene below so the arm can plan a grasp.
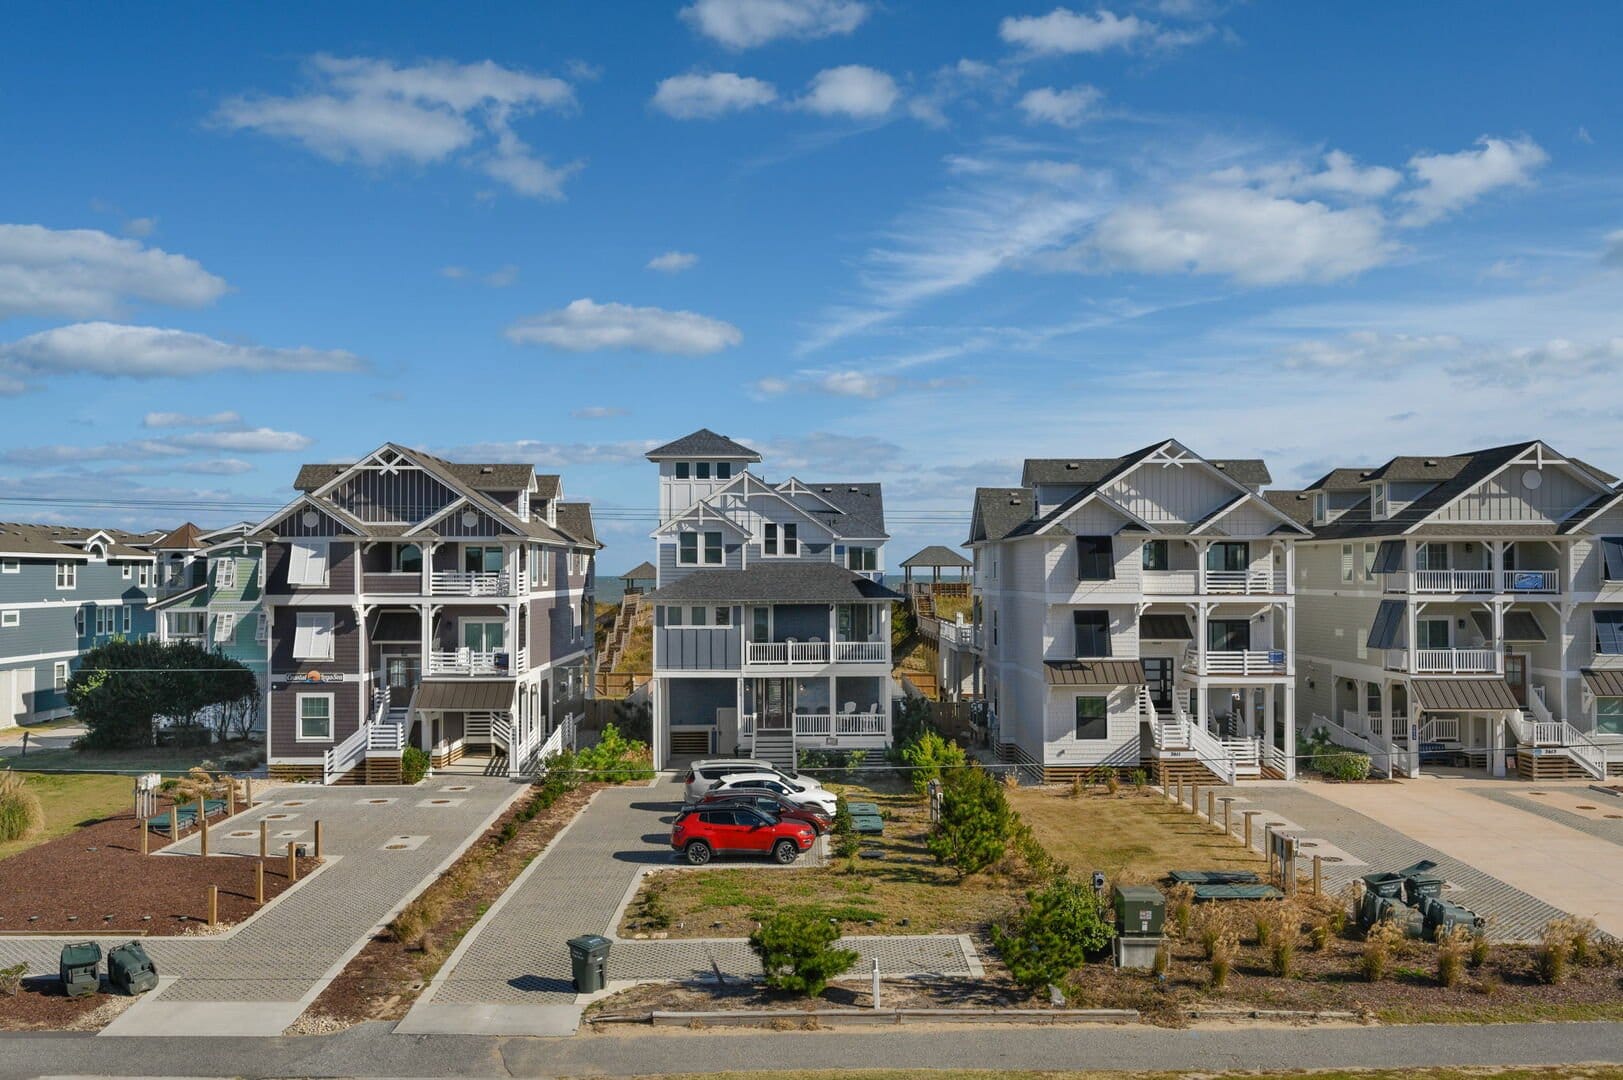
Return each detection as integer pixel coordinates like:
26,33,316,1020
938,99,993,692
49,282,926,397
1024,451,1271,490
535,474,561,500
621,560,657,581
659,471,887,540
645,428,762,461
554,502,599,548
968,488,1035,544
900,545,971,569
0,523,156,560
646,561,903,603
802,482,886,538
1304,467,1378,491
151,523,203,550
1263,490,1316,528
294,458,538,494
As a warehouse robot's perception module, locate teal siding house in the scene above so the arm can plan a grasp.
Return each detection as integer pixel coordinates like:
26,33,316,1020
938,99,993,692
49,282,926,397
150,523,269,721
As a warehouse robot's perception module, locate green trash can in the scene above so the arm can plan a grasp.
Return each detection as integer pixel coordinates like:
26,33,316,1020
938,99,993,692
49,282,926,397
59,942,101,998
1403,873,1445,906
1360,871,1404,900
107,941,159,996
567,934,611,993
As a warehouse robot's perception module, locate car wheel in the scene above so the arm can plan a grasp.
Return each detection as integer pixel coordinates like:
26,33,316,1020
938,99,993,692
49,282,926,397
685,841,712,866
772,839,799,864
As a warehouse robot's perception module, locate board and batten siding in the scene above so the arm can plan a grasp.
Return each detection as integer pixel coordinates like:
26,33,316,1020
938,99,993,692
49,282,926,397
1433,466,1597,524
1100,464,1236,525
656,626,743,670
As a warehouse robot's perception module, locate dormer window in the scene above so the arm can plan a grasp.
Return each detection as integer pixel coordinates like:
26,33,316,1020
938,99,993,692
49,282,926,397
696,462,711,480
1312,492,1327,525
717,462,732,480
675,462,690,480
1370,482,1388,520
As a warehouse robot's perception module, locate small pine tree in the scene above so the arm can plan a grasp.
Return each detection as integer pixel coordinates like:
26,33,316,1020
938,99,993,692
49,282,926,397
991,876,1115,992
831,795,861,860
748,908,859,997
926,764,1013,877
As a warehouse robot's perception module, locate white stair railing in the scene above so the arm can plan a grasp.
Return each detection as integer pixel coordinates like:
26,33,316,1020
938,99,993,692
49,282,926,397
1187,721,1238,785
323,725,370,784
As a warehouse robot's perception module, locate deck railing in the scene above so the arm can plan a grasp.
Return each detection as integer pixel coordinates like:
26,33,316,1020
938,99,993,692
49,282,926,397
428,648,524,676
1204,570,1287,594
791,712,888,737
1411,648,1497,674
1184,644,1287,675
1503,569,1558,593
430,570,511,596
746,641,832,665
832,640,888,664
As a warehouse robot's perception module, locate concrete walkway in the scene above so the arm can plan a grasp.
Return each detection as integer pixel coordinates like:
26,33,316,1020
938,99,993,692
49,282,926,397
405,772,981,1036
1305,776,1623,939
0,777,522,1036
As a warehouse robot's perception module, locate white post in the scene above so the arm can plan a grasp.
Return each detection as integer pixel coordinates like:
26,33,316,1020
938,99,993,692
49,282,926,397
651,678,665,769
871,958,881,1010
1282,682,1297,779
1490,712,1507,778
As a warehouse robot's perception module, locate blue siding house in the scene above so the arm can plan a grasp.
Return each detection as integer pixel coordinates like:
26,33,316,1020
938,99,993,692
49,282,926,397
0,523,159,727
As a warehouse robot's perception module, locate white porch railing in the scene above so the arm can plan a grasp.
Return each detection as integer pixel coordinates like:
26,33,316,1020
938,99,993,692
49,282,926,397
1412,648,1497,674
1412,569,1493,592
1204,570,1287,594
1187,722,1238,785
1185,644,1287,675
323,725,370,784
1261,740,1287,776
1418,716,1460,743
740,712,756,736
1223,737,1262,777
1509,711,1606,780
1141,570,1198,595
1502,569,1558,593
428,648,524,676
832,641,888,664
527,714,576,778
367,721,405,754
790,712,889,737
430,571,511,596
746,641,831,665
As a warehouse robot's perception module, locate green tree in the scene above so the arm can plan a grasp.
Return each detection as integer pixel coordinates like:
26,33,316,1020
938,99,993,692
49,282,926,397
831,794,861,859
899,729,967,794
926,764,1012,877
748,907,860,997
992,876,1115,992
67,639,258,749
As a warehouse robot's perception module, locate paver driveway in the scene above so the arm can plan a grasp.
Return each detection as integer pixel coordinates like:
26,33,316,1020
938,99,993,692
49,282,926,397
0,776,521,1035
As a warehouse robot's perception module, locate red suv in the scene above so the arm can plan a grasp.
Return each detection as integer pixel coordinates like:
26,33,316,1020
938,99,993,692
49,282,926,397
697,791,833,835
670,805,816,865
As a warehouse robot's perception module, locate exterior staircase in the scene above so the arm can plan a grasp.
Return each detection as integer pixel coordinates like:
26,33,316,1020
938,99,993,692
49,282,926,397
1510,702,1607,781
752,728,797,772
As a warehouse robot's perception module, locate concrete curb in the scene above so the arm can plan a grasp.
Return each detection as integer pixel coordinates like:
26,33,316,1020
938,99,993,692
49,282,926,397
590,1007,1140,1028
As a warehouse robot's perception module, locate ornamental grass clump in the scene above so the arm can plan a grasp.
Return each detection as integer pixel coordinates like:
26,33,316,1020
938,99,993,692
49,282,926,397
1435,925,1470,988
1535,917,1588,985
0,770,43,843
1208,929,1241,990
1359,918,1404,983
1167,883,1195,940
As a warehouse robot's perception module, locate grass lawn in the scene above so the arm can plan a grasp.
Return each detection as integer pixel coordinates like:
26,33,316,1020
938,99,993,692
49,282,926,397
1005,784,1265,882
0,771,135,861
932,594,972,622
0,739,262,775
0,717,79,743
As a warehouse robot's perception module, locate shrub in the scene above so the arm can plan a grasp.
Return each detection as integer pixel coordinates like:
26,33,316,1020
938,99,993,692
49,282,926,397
1130,768,1148,794
748,908,859,997
991,876,1115,992
899,731,967,794
831,796,861,860
1436,925,1470,988
573,724,654,783
536,750,581,803
1566,916,1598,966
926,765,1013,877
1360,919,1403,982
1167,883,1195,940
0,770,43,844
401,746,430,785
0,962,25,996
1535,918,1580,985
1317,750,1372,782
1009,819,1067,883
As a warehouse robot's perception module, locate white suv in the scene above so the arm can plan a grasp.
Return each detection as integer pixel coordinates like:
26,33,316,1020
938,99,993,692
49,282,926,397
682,758,826,804
705,772,839,815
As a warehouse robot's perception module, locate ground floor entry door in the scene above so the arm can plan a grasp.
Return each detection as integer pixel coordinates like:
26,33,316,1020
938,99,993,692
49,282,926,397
1143,658,1174,715
760,679,791,729
385,654,420,701
1504,654,1528,707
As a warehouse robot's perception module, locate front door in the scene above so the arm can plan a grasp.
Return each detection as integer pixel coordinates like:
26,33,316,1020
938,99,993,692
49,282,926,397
1504,654,1528,706
760,678,790,729
1143,657,1173,715
384,654,420,703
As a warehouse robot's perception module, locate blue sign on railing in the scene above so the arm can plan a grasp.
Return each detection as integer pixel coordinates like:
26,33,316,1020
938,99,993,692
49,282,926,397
1268,649,1285,664
1511,572,1544,591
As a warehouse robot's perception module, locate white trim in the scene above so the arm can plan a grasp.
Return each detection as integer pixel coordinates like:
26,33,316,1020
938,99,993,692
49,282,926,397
0,559,16,574
0,609,17,627
53,660,69,691
295,692,335,742
122,605,132,634
55,561,76,590
0,647,80,665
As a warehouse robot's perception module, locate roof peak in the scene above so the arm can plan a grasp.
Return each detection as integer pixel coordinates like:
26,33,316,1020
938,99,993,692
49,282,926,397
646,427,763,461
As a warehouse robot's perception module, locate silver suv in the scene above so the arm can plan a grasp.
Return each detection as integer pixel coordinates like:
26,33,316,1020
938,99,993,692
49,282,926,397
683,758,786,804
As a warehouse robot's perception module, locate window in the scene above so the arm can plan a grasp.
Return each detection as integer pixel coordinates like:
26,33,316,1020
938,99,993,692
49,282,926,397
1362,542,1377,582
763,523,797,556
255,558,263,590
1600,538,1623,582
539,548,551,586
170,611,204,638
215,558,235,590
1595,611,1623,656
991,609,998,646
1313,491,1328,523
54,661,69,691
0,610,16,627
121,606,131,634
297,694,333,741
0,559,17,573
1207,542,1248,573
463,545,503,574
94,607,109,636
1074,696,1108,740
845,545,878,572
696,462,711,480
678,533,698,565
1208,619,1251,652
56,561,76,590
1416,618,1451,650
1072,611,1111,657
1075,536,1114,581
664,605,685,627
1141,540,1168,572
286,541,330,586
703,533,723,566
292,611,335,660
688,606,708,626
675,462,691,480
1341,544,1354,583
461,620,505,652
1416,543,1450,572
716,462,732,480
1598,697,1623,736
254,612,267,643
138,563,151,588
122,564,131,579
74,609,85,636
214,612,236,643
394,544,422,574
1371,482,1387,519
712,606,732,627
750,606,770,642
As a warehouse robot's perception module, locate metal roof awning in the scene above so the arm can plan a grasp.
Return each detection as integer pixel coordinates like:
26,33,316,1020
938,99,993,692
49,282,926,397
1044,660,1146,687
1410,678,1519,712
412,679,517,712
1140,613,1193,640
1470,610,1547,643
1582,668,1623,698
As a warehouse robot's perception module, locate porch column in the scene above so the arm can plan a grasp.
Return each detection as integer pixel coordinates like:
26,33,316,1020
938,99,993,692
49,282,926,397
1282,682,1296,779
421,603,434,674
1490,540,1504,592
651,678,665,769
1284,601,1296,676
1195,540,1209,594
1490,712,1507,778
1408,699,1423,778
1263,684,1275,742
1196,679,1209,732
508,602,520,670
421,541,434,595
1283,542,1296,596
1196,602,1209,671
1379,681,1393,776
356,604,370,727
1490,601,1505,674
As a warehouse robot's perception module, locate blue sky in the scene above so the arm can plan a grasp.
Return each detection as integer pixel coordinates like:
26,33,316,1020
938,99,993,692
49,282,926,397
3,1,1621,568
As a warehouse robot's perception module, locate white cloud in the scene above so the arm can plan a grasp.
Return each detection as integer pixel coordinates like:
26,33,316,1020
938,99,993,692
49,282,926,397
815,370,896,398
166,428,313,453
436,439,658,467
1604,229,1623,267
175,458,255,475
1278,331,1462,372
0,224,228,321
121,217,157,238
505,299,742,355
440,265,469,279
999,7,1154,53
1017,85,1102,127
752,376,792,396
796,66,898,119
1090,186,1391,284
215,55,580,199
1218,150,1402,200
0,323,366,385
680,0,867,48
570,405,627,419
483,264,520,287
1398,136,1548,226
1447,337,1623,389
907,58,1020,127
142,410,243,429
647,250,700,272
0,426,308,464
652,72,777,119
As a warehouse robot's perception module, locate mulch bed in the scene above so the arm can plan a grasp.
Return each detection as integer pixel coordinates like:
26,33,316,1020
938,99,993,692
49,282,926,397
0,798,319,935
291,782,603,1031
0,978,137,1032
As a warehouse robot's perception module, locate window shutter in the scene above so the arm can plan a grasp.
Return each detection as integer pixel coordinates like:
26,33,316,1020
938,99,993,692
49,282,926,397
1076,536,1113,581
1602,538,1623,582
1596,611,1623,655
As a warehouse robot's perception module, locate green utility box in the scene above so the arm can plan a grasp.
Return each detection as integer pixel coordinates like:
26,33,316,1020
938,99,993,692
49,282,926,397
107,941,159,995
59,942,101,998
1113,885,1165,937
567,934,611,993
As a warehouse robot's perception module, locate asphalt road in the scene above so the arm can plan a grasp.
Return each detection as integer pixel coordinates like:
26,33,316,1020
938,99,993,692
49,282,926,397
2,1019,1622,1078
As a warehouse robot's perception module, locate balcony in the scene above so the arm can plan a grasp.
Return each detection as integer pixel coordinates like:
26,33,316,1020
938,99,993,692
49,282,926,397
1204,570,1288,595
740,712,890,739
745,640,890,666
1183,643,1287,676
430,571,511,597
1386,569,1560,594
1385,647,1498,674
427,646,527,676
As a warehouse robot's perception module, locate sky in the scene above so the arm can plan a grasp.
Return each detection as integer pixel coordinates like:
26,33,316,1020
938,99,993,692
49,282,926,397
2,1,1622,569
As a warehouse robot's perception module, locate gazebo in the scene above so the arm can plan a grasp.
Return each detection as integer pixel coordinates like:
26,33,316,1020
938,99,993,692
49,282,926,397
899,545,972,597
620,560,657,596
